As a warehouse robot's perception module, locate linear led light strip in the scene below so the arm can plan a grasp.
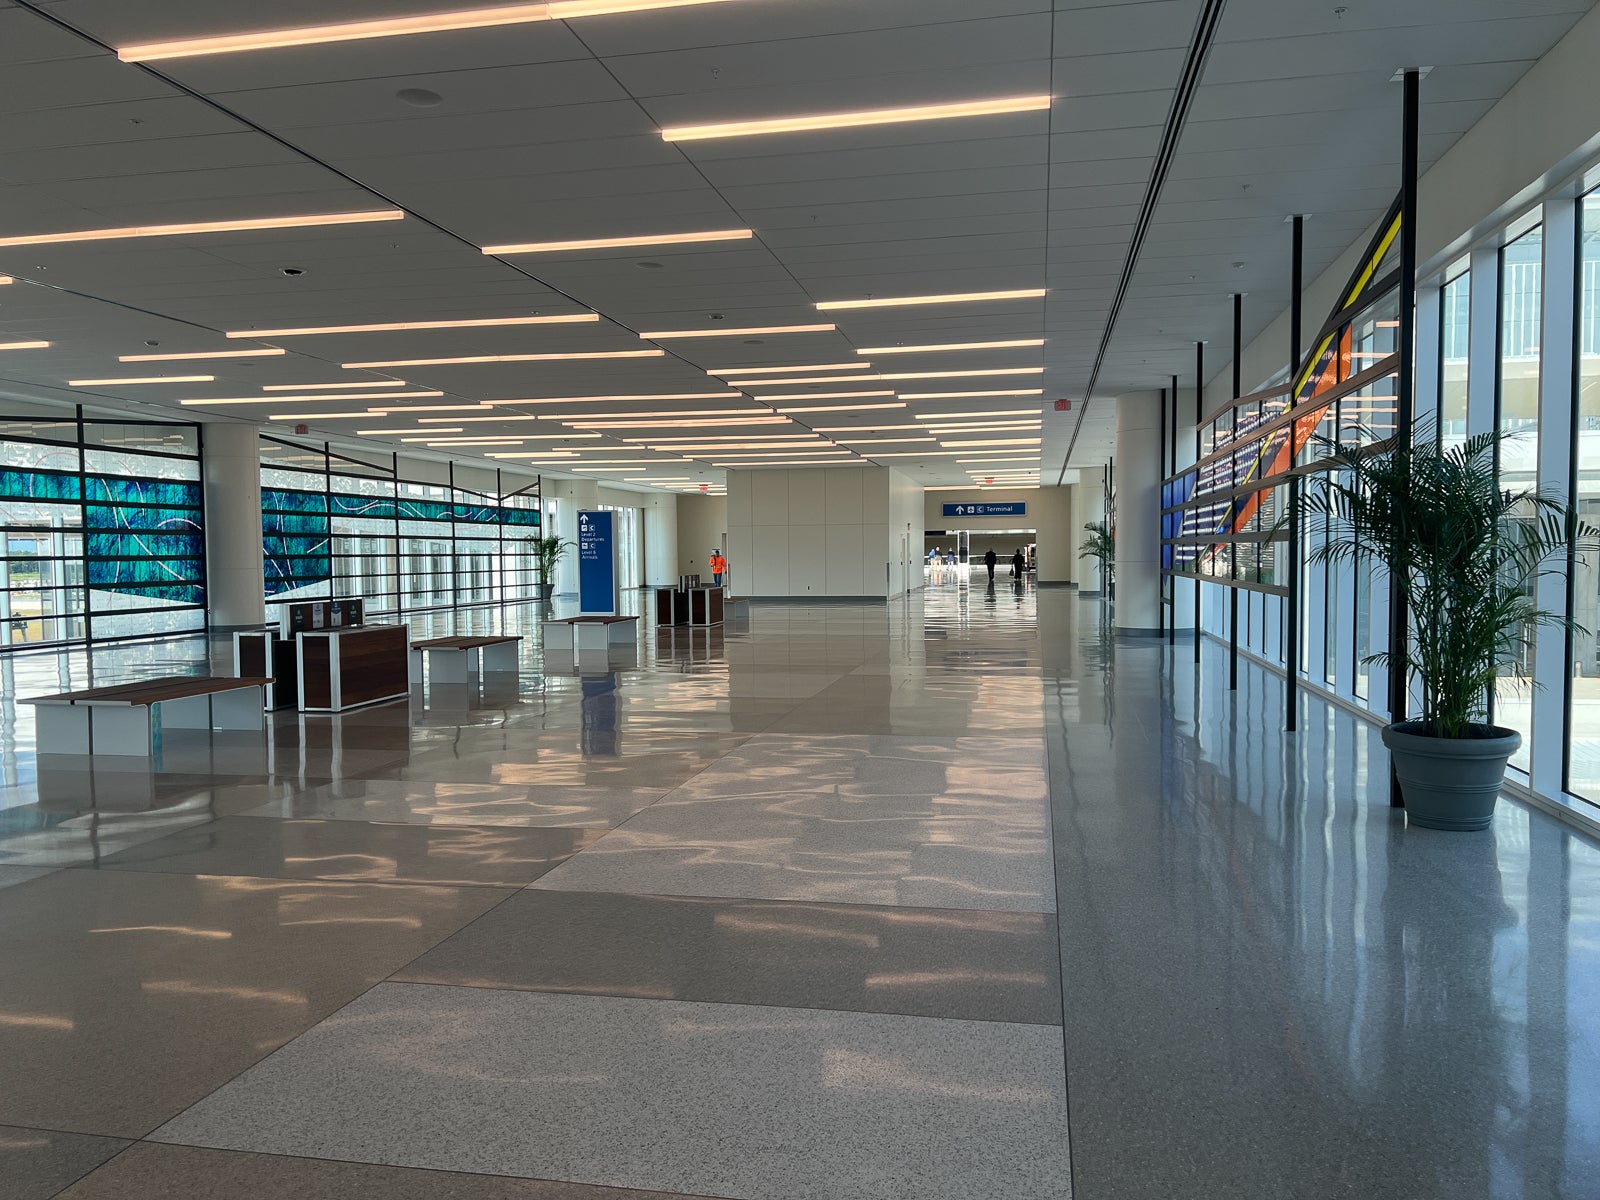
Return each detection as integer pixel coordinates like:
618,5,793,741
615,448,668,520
120,348,286,362
229,313,596,338
117,1,748,61
402,436,526,445
817,288,1045,311
757,390,894,402
569,417,792,429
0,211,402,249
179,391,446,406
343,350,665,368
900,389,1044,400
0,340,50,351
71,375,214,386
707,363,862,376
356,427,463,435
263,380,408,390
0,275,11,284
638,324,834,339
661,95,1051,142
730,368,1042,386
485,229,752,254
488,408,772,421
483,392,739,406
855,339,1044,354
777,403,905,414
913,409,1039,420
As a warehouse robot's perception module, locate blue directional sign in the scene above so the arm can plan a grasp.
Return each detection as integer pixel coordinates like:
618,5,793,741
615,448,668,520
943,502,1027,518
577,509,618,615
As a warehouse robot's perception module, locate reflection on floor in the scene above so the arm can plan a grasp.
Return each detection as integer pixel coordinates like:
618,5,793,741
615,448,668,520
1,581,1598,1197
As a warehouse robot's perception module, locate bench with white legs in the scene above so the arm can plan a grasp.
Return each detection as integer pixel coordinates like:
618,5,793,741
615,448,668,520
542,615,638,654
410,634,522,685
24,676,272,758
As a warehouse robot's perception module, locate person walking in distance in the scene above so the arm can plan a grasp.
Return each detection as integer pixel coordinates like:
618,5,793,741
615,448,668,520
984,546,997,585
710,548,727,588
1011,547,1026,587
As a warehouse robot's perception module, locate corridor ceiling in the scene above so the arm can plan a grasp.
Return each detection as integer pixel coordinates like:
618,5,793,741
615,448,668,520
0,0,1589,492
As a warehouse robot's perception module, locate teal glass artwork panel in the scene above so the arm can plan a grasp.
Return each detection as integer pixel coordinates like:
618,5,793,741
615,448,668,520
0,468,80,503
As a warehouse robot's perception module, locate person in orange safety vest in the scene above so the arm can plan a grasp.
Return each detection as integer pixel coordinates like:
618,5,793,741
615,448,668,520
710,550,727,587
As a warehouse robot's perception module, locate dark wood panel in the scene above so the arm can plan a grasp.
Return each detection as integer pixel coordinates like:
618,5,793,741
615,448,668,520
334,625,409,708
300,637,332,709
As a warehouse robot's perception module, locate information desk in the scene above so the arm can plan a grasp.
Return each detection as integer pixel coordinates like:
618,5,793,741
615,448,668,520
689,586,724,627
655,587,690,627
233,629,299,710
297,623,410,712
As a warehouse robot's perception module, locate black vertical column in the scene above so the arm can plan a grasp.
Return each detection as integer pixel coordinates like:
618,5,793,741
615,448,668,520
1158,386,1168,640
1171,376,1184,649
1286,214,1304,733
1229,294,1242,691
1388,69,1421,806
1194,342,1204,664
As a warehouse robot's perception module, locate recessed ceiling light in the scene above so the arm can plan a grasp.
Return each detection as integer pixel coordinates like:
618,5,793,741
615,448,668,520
939,438,1043,447
262,380,408,391
116,0,748,62
816,289,1046,311
0,211,403,248
707,363,862,376
179,391,446,407
638,324,834,339
0,340,50,351
899,389,1045,400
855,339,1045,354
660,94,1051,142
71,375,215,386
483,392,739,406
757,390,895,402
342,350,665,368
227,313,596,338
776,402,906,413
483,229,753,255
119,347,287,362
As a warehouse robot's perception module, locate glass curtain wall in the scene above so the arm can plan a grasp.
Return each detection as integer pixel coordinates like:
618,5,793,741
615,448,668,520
0,413,205,651
260,437,539,626
1569,192,1600,799
1187,175,1600,823
1497,226,1543,772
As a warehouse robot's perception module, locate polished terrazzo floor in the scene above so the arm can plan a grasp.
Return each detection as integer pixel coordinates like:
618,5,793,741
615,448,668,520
2,580,1599,1197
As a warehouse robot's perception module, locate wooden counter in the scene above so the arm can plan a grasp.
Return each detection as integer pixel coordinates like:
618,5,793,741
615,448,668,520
297,623,410,712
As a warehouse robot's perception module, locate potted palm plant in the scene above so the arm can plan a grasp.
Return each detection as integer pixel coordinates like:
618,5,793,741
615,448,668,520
1079,520,1115,596
530,534,574,601
1308,429,1586,830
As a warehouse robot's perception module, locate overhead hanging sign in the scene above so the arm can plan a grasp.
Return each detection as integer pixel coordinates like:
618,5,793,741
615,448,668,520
943,502,1027,518
577,509,619,615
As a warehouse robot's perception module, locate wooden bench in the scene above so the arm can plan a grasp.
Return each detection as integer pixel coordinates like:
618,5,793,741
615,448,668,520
542,615,638,654
410,634,522,684
24,675,272,758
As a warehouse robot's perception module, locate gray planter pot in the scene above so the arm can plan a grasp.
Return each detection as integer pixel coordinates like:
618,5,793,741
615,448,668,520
538,582,555,601
1381,721,1521,831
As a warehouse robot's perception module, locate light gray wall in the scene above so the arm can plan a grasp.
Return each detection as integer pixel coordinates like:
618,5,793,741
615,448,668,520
887,469,924,597
675,493,729,580
728,466,901,598
922,486,1075,584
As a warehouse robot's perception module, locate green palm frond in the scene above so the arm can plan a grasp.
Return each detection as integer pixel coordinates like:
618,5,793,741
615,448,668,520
1303,428,1596,738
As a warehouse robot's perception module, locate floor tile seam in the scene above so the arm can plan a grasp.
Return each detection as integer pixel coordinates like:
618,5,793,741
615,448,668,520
327,977,1066,1035
527,881,1056,915
1042,715,1081,1200
125,879,534,1144
123,1139,745,1200
41,1139,138,1200
85,862,537,892
0,1119,132,1143
380,975,1065,1028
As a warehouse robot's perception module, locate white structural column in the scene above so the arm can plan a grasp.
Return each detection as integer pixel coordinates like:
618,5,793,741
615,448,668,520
1079,467,1106,596
1529,195,1578,795
202,422,265,629
1114,391,1163,635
